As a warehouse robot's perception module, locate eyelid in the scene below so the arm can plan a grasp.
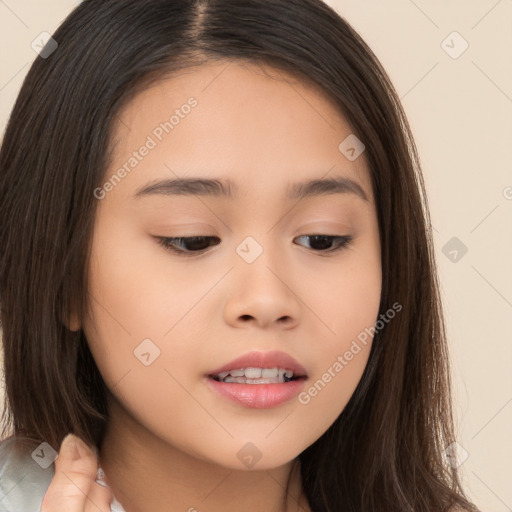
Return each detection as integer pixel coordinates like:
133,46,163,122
155,235,220,257
155,234,353,256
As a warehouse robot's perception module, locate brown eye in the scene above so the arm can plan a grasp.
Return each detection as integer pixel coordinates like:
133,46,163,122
157,236,221,255
156,234,353,257
294,235,353,253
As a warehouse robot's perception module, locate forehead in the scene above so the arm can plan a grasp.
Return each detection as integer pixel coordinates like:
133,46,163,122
107,60,373,203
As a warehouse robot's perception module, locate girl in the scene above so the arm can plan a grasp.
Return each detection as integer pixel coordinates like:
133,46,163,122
0,0,479,511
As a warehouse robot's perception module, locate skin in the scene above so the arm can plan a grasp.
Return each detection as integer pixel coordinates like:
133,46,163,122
52,60,382,511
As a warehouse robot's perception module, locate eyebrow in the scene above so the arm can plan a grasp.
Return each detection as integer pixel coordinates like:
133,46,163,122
134,175,369,202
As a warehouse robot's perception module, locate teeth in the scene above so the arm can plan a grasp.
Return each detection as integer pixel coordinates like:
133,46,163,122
223,376,292,384
224,377,279,384
261,367,278,378
244,367,262,379
214,367,297,383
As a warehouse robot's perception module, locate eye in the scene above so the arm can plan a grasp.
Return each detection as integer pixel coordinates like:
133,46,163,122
293,234,353,253
156,236,221,255
156,234,353,256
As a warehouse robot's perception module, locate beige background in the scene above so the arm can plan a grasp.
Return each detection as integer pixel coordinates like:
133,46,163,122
1,1,511,510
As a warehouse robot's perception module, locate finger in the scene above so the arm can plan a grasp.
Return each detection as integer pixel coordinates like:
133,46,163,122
42,480,113,512
55,433,99,474
84,484,114,512
41,434,111,512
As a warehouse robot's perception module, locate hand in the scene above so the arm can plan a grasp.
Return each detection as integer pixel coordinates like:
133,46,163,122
41,433,114,512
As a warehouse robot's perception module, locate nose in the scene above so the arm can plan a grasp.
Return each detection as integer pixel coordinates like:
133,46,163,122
222,245,301,330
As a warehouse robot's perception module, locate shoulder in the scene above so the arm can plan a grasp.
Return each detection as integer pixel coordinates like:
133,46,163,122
0,436,55,512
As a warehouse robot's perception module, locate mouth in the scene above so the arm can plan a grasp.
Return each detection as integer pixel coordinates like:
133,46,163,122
205,350,308,408
209,367,306,384
206,349,308,384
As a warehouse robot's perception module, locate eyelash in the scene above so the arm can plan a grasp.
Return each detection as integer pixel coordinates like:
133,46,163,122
156,234,353,256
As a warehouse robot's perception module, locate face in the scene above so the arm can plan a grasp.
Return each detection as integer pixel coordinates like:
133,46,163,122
77,60,381,470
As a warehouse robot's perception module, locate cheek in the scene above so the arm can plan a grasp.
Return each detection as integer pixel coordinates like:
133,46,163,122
291,240,381,424
288,285,380,451
301,238,382,357
82,223,220,415
82,237,208,449
84,218,216,344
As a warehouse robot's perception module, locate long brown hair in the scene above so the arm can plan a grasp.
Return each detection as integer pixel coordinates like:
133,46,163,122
0,1,478,510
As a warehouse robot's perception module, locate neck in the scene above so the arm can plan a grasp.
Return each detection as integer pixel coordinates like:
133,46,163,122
98,394,311,512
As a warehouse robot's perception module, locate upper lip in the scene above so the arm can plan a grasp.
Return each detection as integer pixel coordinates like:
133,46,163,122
207,350,308,377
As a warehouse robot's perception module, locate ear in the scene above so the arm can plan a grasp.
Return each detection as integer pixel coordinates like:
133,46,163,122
66,313,81,332
59,300,82,332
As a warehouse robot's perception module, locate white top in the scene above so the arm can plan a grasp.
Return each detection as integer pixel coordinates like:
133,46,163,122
95,466,126,511
0,437,125,512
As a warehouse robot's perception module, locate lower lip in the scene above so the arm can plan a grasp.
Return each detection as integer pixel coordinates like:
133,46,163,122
205,376,307,409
